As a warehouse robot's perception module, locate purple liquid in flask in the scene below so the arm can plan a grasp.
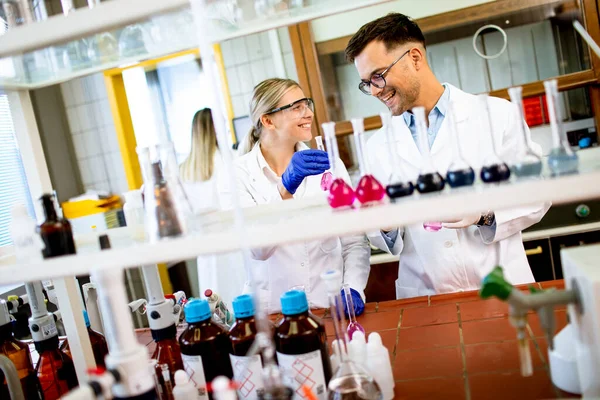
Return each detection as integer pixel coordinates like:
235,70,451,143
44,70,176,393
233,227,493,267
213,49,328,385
423,222,442,232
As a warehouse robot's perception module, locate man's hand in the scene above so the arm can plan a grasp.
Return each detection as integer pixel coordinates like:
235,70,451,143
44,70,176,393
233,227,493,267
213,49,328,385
442,214,480,229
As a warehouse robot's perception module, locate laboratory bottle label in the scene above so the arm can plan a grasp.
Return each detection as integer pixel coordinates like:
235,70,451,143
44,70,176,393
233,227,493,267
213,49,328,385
276,350,327,400
181,354,209,400
229,354,265,399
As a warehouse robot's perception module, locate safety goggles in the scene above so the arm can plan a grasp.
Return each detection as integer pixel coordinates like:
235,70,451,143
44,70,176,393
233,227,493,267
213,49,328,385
264,97,315,118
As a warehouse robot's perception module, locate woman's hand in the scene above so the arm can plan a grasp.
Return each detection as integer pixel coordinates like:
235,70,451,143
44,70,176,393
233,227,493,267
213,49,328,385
281,150,330,194
341,287,365,317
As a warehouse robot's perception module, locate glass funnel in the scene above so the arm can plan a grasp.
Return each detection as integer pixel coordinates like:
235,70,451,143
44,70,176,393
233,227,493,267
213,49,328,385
351,118,386,206
316,136,333,191
321,270,382,400
413,106,445,194
322,122,356,209
381,112,414,199
446,103,475,188
544,79,579,176
507,86,543,178
478,95,511,183
137,142,192,242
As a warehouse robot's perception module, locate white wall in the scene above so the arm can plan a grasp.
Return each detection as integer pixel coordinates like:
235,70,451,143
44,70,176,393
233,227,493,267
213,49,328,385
310,0,496,43
60,75,129,195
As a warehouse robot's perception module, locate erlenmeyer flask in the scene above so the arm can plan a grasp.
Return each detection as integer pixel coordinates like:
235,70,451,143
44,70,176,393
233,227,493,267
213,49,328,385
544,79,579,176
316,136,333,191
381,112,414,199
322,122,356,209
478,95,511,183
413,107,445,193
446,103,475,187
138,143,191,241
351,118,386,206
507,87,543,178
321,270,382,400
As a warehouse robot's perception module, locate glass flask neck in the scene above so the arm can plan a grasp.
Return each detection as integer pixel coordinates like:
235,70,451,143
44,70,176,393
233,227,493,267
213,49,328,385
351,119,370,177
40,195,58,221
478,95,503,164
322,122,340,178
544,80,570,151
412,107,437,173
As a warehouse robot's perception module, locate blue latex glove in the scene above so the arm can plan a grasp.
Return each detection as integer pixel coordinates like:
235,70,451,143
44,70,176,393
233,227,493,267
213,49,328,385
341,288,365,318
281,150,330,194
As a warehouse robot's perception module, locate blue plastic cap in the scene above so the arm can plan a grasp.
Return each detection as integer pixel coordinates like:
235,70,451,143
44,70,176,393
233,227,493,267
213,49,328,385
83,310,90,328
579,137,592,149
232,294,254,319
280,290,309,315
184,299,211,323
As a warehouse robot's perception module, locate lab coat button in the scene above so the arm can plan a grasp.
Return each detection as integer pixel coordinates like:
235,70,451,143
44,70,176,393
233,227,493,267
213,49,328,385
301,262,305,267
444,241,453,248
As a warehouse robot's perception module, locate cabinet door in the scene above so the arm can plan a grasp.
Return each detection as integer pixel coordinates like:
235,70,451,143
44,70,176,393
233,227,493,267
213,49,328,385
551,230,600,279
524,239,554,282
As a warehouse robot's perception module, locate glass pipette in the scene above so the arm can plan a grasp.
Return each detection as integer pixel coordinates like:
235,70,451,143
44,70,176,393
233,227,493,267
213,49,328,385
478,95,511,183
351,117,386,206
381,111,414,199
315,136,333,191
507,86,543,178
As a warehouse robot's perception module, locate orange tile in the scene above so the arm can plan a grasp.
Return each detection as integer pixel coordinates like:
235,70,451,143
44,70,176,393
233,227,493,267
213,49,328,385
465,340,546,374
324,318,335,337
429,290,480,305
534,337,549,365
397,323,460,351
527,310,569,338
394,346,462,380
378,296,429,311
394,377,465,400
539,280,565,290
311,307,327,317
357,310,401,332
468,369,558,400
462,318,517,345
402,304,458,327
377,329,398,358
459,298,509,321
364,302,377,314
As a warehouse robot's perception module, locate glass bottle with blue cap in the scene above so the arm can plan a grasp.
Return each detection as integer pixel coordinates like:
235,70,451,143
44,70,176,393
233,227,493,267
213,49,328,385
179,298,233,399
275,290,331,400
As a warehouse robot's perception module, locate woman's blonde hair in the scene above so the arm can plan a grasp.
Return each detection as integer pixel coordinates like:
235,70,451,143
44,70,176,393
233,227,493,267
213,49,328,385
179,108,218,182
237,78,300,155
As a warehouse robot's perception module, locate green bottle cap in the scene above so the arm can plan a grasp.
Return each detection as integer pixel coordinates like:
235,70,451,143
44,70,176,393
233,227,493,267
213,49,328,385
479,266,513,300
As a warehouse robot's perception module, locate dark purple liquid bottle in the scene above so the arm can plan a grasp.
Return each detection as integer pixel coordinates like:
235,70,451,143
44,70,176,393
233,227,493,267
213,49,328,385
386,181,414,199
446,168,475,188
416,172,445,193
480,163,511,183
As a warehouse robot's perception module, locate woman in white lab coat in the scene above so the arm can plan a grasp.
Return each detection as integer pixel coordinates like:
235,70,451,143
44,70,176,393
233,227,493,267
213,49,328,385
179,108,245,308
221,78,371,313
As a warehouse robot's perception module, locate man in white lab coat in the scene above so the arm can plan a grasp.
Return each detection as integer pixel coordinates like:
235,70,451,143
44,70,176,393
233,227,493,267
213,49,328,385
345,13,551,298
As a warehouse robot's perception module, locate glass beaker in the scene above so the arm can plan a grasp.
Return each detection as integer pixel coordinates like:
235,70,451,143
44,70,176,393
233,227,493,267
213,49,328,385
315,136,333,191
478,95,511,183
322,122,356,209
446,103,475,187
381,112,414,199
351,118,386,206
321,271,382,400
138,143,192,242
544,79,579,176
507,86,543,178
413,107,445,194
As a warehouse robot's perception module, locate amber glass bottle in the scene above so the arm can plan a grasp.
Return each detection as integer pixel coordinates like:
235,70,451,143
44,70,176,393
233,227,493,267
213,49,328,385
38,193,76,258
36,335,78,400
152,325,183,400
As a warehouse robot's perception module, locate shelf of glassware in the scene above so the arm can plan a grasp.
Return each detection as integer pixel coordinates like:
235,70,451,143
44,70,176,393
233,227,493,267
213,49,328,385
1,147,600,286
0,0,392,90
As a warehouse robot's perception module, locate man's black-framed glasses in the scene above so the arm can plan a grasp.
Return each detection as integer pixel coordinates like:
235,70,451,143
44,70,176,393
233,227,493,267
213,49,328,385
265,97,315,118
358,50,410,95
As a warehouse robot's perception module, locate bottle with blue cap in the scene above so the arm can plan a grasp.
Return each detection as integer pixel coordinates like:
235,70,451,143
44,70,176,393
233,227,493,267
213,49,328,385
228,294,266,400
179,298,233,399
275,290,332,400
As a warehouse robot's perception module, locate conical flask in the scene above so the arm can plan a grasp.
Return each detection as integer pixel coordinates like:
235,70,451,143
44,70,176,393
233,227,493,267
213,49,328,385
446,103,475,187
381,112,414,199
507,86,543,178
544,79,578,176
322,122,356,209
413,106,445,193
138,142,192,241
321,270,382,400
351,118,386,206
478,95,511,183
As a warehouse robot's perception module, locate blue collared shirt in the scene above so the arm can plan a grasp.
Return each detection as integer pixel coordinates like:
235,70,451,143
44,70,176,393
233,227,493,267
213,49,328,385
402,84,450,149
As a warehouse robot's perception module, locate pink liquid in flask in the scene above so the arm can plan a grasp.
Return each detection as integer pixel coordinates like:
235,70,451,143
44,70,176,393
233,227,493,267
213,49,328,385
423,222,442,232
347,321,365,339
321,171,333,191
355,174,386,205
328,178,355,209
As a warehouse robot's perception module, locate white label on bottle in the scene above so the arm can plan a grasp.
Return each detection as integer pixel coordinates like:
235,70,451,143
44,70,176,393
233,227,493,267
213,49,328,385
229,354,264,399
41,321,57,339
182,354,209,400
276,350,327,400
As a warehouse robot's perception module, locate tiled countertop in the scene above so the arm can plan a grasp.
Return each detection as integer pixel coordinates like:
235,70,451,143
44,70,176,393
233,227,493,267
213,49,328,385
135,280,577,400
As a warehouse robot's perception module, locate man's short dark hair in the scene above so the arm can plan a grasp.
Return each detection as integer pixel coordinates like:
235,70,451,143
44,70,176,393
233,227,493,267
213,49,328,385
345,13,425,63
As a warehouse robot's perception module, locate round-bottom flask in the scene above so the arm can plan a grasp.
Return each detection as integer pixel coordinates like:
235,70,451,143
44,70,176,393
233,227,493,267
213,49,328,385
416,172,445,193
328,179,356,209
480,163,511,183
355,175,386,205
547,147,578,176
447,167,475,188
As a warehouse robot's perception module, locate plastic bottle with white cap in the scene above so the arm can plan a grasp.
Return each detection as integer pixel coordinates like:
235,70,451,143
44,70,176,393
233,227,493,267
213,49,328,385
348,331,367,366
172,370,199,400
366,332,395,400
212,376,237,400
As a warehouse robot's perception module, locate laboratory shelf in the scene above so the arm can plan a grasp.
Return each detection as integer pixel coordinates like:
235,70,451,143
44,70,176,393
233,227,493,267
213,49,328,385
0,0,392,89
1,147,600,286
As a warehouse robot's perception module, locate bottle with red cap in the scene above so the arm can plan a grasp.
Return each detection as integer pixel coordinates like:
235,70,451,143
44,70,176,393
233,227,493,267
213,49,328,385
204,289,233,326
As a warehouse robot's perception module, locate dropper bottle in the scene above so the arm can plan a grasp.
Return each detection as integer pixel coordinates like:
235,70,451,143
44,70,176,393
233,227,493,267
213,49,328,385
478,95,511,183
351,117,386,205
413,106,445,193
381,112,414,199
507,86,543,178
445,103,475,187
315,136,333,191
322,122,356,209
544,79,579,176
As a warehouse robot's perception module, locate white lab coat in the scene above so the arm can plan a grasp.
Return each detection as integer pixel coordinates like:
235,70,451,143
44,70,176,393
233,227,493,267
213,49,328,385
220,142,371,313
366,84,550,299
182,150,246,308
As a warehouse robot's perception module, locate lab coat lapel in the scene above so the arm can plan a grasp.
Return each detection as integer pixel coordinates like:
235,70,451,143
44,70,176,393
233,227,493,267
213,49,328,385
390,115,422,170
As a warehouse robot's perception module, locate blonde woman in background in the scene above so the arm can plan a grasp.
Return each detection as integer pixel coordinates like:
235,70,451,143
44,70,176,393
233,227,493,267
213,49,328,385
180,107,245,308
220,78,370,314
